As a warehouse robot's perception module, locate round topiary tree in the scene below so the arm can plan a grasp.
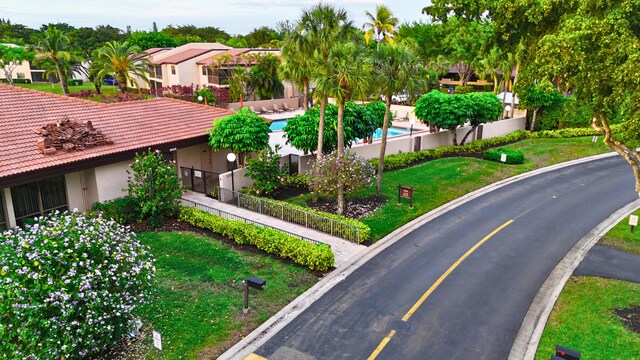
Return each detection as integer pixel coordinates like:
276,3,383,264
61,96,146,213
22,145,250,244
0,211,156,359
208,107,271,165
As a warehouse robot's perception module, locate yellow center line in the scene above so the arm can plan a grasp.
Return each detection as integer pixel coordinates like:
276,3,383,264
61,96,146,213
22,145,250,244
368,219,514,359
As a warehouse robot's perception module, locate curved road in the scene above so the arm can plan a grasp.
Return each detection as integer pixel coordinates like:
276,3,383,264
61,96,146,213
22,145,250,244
253,156,635,359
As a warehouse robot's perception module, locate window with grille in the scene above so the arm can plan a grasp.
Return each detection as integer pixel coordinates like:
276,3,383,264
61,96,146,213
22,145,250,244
0,191,6,230
202,66,207,76
17,73,25,79
11,175,67,226
171,66,176,75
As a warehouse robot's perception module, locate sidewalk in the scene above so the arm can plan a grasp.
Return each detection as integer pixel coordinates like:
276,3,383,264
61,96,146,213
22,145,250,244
181,191,366,268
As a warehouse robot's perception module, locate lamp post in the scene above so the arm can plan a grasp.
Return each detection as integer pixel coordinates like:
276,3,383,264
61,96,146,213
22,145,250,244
409,117,416,152
227,152,237,195
197,95,208,106
504,105,512,119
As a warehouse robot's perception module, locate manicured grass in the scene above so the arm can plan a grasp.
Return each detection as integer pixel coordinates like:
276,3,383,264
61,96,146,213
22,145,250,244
599,208,640,254
13,82,120,95
535,277,640,359
134,232,318,359
288,137,613,241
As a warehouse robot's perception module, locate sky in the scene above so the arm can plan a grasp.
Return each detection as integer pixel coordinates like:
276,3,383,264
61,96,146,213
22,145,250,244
1,1,432,35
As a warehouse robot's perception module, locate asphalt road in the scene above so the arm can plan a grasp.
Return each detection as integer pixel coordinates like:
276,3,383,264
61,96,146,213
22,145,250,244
254,156,636,360
575,245,640,283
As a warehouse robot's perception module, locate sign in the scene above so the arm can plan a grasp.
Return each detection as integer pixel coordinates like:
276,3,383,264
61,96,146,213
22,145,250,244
500,153,507,163
592,135,598,143
629,215,638,226
397,185,415,209
194,170,202,178
152,330,162,350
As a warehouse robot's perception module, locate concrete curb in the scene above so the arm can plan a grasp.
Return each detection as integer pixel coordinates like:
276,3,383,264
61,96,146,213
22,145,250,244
218,152,621,360
508,198,640,360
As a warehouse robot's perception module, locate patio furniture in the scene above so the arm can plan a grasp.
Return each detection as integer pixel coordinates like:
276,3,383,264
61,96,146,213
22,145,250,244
392,110,398,120
283,103,294,112
261,106,274,114
272,104,285,113
399,112,410,121
249,106,261,114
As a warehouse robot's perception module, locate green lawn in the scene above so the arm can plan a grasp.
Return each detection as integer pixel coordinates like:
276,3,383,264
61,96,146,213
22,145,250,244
599,208,640,254
287,136,613,241
13,82,120,95
133,232,318,359
535,277,640,359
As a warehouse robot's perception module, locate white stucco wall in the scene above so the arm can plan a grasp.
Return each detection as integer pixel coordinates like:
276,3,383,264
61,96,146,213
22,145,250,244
94,160,130,202
64,172,85,212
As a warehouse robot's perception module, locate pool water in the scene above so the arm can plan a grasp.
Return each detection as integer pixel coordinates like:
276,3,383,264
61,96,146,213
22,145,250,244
269,120,410,140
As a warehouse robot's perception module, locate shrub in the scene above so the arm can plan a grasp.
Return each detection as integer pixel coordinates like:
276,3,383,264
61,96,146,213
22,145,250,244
284,173,310,189
310,152,375,198
484,148,525,164
68,79,83,86
127,149,185,228
455,85,474,94
90,196,141,224
0,211,156,359
245,145,288,196
179,207,334,271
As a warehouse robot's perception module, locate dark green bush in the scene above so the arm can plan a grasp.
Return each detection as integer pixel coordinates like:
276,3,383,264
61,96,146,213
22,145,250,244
482,84,494,92
484,148,525,164
90,196,141,224
68,79,83,86
179,207,334,271
455,85,474,94
0,78,31,84
439,88,450,94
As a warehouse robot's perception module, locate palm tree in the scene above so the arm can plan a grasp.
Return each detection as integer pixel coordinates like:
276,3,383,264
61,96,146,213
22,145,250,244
37,26,72,95
313,42,373,215
278,36,312,110
249,53,283,100
373,44,424,196
93,41,151,93
363,5,399,49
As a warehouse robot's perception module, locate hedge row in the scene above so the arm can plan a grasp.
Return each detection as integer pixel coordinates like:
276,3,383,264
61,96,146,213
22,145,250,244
484,148,525,164
239,195,370,243
371,125,622,171
179,206,334,271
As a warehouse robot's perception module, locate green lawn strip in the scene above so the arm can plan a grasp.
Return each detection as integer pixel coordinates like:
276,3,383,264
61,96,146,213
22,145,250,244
134,232,317,359
14,82,120,95
287,137,613,241
599,208,640,254
535,277,640,359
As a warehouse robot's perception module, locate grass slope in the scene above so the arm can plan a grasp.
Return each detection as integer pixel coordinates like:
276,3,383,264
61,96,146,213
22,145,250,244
535,277,640,359
600,208,640,254
14,82,120,95
134,232,317,359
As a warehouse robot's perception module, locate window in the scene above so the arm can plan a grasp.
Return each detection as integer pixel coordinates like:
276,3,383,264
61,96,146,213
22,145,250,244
16,72,25,79
171,66,176,75
202,66,207,76
154,65,162,77
11,176,67,227
0,191,6,230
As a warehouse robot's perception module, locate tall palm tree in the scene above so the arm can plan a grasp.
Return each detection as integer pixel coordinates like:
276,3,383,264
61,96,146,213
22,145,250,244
93,41,151,93
373,44,424,196
313,42,373,215
37,26,72,95
278,36,312,110
363,5,399,49
249,53,283,100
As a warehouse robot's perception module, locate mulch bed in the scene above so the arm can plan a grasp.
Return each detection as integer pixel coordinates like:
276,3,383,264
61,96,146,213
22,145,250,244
306,196,388,220
271,186,310,200
615,305,640,334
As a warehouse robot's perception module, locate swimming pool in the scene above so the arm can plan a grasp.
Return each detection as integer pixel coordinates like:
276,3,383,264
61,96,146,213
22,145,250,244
269,120,410,140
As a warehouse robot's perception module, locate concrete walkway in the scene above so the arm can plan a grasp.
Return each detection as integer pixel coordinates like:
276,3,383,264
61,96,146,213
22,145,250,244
574,245,640,283
181,191,366,268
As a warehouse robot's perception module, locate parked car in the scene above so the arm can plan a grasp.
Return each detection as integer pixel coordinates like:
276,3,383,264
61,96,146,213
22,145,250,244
103,77,118,86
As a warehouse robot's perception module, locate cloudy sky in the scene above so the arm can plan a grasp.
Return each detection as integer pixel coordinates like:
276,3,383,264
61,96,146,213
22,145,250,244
2,1,431,35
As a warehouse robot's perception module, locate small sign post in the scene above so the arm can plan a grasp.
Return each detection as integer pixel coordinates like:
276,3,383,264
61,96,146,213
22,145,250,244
592,135,598,144
629,215,638,232
500,153,507,163
398,185,415,209
152,330,162,359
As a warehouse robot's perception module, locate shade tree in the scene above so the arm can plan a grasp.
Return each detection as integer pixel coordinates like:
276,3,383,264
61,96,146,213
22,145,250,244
208,107,271,166
0,44,34,85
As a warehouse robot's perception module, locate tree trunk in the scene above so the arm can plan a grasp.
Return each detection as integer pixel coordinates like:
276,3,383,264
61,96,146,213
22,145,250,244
459,125,477,145
312,97,327,204
337,100,345,215
530,108,539,131
53,58,69,95
493,73,499,94
592,113,640,195
117,73,127,93
303,79,309,111
376,95,392,196
3,69,12,85
451,127,459,146
510,62,520,118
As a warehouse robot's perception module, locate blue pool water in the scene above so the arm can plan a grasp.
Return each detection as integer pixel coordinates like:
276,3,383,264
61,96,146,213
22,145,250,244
269,120,410,140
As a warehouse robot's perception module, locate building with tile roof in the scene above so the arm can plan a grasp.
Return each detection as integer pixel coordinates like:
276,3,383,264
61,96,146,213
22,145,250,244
0,84,235,228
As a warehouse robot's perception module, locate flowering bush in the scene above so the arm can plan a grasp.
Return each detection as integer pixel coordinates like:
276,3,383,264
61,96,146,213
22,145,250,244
127,149,185,227
310,153,375,197
0,211,156,359
245,145,288,196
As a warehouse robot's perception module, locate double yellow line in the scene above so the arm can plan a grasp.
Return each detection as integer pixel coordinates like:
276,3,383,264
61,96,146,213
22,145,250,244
367,219,514,360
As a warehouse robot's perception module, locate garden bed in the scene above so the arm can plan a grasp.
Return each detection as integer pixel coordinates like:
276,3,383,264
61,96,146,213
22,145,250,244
306,196,387,220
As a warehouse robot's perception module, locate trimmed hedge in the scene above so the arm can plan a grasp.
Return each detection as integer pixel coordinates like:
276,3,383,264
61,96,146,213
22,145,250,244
484,148,525,164
90,196,141,224
0,78,31,84
69,79,83,86
179,207,334,271
371,125,623,171
238,194,370,243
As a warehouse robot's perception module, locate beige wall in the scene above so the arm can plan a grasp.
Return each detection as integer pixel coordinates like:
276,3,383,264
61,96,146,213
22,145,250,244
177,144,217,172
227,97,300,112
94,161,130,202
1,60,33,82
64,172,85,211
82,168,99,208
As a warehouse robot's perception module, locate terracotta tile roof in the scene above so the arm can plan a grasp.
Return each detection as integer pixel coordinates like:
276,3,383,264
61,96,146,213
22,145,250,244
154,48,221,65
0,84,234,183
196,49,251,66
